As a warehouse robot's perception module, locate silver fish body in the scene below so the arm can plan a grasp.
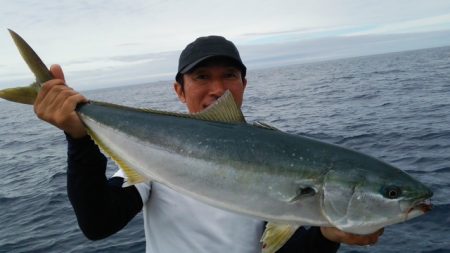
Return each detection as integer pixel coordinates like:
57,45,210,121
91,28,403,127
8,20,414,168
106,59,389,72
77,99,432,235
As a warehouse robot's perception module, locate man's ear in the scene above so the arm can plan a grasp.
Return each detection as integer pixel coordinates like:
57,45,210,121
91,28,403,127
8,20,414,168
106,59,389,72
174,82,186,103
242,77,247,90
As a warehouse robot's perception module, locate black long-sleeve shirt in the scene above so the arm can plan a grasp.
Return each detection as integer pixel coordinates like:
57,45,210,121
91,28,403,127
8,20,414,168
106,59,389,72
66,135,340,252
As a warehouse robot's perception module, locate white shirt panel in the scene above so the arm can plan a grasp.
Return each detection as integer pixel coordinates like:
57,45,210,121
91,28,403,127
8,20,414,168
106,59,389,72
115,169,265,253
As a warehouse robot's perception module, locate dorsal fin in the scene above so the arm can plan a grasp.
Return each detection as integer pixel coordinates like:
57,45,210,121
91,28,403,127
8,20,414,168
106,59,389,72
85,90,246,124
191,90,246,123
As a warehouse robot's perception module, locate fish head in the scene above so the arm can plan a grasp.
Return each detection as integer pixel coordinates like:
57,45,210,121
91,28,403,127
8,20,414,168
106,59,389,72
321,163,433,235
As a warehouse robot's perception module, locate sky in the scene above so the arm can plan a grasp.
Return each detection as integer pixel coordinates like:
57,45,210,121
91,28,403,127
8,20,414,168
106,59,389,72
0,0,450,90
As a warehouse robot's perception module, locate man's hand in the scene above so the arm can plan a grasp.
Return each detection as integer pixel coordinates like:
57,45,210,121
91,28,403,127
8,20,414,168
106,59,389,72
320,227,384,246
34,64,88,138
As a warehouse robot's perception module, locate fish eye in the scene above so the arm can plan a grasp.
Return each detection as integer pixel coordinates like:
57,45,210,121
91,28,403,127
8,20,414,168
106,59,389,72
383,185,402,199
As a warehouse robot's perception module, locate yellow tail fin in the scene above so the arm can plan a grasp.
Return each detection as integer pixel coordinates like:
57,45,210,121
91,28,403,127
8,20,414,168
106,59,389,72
0,82,39,105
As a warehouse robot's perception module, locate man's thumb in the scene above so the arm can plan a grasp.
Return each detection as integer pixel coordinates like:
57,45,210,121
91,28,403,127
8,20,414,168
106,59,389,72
49,64,65,81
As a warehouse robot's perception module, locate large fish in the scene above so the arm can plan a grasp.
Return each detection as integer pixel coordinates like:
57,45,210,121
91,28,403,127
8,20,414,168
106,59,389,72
1,30,433,252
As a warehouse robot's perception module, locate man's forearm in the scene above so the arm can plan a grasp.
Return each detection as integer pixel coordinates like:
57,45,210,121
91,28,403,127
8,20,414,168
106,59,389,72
66,135,142,240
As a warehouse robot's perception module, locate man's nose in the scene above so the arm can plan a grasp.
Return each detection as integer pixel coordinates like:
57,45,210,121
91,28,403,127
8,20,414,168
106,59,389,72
209,79,226,97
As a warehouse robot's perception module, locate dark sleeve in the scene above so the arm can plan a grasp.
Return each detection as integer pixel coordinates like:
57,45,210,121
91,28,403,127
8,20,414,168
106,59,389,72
277,226,340,253
66,134,143,240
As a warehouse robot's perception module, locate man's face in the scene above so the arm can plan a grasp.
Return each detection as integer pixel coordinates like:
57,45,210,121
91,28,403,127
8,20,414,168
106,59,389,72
174,64,247,113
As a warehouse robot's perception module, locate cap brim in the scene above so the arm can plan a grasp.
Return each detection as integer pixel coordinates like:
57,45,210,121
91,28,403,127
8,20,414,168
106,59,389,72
179,55,216,74
176,55,247,82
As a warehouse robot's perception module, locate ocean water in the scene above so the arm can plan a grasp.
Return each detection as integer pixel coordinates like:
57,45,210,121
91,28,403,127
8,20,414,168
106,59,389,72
1,46,449,253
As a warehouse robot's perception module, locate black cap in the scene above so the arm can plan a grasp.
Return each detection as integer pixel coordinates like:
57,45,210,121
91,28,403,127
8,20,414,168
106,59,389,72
176,35,246,82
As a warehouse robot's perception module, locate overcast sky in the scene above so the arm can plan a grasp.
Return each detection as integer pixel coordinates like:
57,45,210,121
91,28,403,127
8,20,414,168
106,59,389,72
1,0,450,90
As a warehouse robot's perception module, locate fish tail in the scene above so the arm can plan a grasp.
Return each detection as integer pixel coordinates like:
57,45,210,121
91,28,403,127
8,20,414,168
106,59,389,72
0,82,40,105
1,29,53,105
8,29,53,84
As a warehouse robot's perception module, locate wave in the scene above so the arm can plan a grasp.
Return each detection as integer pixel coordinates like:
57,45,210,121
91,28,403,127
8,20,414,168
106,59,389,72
0,195,22,204
408,131,450,141
369,69,406,75
431,167,450,173
337,133,377,142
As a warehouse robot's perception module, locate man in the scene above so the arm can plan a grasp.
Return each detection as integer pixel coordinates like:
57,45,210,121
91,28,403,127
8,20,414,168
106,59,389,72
34,35,383,252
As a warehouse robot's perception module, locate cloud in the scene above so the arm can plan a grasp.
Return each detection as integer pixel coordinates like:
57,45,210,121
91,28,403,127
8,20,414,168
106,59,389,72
2,0,450,90
49,30,450,91
345,14,450,36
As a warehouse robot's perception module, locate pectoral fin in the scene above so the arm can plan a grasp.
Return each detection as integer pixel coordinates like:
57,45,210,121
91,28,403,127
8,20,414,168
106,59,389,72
261,223,299,253
288,186,317,203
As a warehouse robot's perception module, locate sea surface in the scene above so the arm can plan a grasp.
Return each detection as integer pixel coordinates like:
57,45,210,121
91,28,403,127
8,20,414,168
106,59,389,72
1,46,449,253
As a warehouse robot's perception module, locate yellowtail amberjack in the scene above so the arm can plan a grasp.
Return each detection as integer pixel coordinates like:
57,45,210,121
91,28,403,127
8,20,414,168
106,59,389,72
0,30,433,253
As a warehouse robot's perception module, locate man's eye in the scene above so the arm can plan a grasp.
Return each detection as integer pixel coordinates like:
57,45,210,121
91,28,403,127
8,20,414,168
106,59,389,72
195,74,208,80
224,72,238,78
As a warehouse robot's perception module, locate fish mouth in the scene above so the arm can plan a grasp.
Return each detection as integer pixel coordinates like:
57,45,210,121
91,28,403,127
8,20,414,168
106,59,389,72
405,199,432,220
408,199,433,213
405,188,433,215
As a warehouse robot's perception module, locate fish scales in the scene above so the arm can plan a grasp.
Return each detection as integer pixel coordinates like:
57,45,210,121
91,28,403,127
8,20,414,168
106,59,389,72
78,101,330,225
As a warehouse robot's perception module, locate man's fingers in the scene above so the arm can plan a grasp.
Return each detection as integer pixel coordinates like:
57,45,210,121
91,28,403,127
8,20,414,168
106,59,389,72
43,85,71,109
354,235,378,246
47,89,78,114
36,85,69,119
60,93,88,115
31,64,87,138
34,79,66,108
35,64,66,106
321,226,384,246
34,81,81,124
350,229,384,246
